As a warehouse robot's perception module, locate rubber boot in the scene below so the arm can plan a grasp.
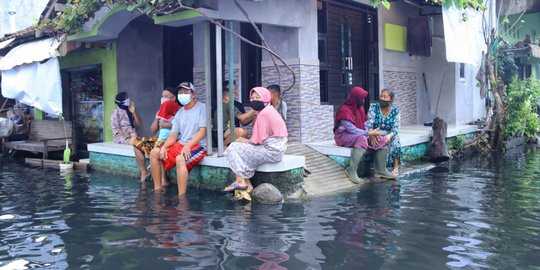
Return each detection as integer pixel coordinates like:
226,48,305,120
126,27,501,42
345,148,366,184
373,148,397,180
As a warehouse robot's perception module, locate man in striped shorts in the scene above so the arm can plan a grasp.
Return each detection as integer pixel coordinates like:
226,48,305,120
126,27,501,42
149,82,207,195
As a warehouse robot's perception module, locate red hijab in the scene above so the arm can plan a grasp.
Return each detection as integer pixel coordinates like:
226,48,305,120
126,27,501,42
334,86,368,131
156,100,180,121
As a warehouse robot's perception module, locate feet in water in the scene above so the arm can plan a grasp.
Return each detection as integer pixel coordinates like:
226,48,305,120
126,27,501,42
223,182,248,192
140,172,150,183
161,175,169,188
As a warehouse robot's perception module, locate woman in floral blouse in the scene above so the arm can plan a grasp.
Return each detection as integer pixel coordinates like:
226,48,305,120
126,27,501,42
366,89,402,176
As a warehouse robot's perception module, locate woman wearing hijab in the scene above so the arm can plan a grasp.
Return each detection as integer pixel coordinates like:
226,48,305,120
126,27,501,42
334,86,396,183
223,87,288,192
111,91,141,145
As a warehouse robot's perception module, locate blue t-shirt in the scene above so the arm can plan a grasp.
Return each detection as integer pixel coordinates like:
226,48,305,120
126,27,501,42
157,120,173,142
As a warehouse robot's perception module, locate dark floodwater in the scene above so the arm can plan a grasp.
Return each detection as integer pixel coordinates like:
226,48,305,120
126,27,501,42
0,147,539,270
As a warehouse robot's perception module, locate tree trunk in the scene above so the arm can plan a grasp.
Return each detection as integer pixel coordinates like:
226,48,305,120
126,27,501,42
486,58,505,150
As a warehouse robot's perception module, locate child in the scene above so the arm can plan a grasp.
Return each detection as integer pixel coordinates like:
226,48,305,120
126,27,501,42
155,99,180,186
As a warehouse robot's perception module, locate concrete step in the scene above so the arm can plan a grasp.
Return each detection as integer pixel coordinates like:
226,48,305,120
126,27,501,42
286,144,358,197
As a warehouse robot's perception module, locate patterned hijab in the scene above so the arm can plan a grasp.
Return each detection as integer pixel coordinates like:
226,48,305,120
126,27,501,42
115,92,135,128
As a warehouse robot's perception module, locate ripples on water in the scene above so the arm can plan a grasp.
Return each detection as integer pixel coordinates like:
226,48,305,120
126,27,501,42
0,147,539,269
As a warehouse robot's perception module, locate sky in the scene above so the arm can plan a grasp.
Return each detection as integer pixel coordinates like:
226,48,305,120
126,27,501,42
0,0,49,38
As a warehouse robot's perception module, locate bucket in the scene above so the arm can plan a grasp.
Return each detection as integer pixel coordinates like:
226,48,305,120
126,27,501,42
59,162,74,171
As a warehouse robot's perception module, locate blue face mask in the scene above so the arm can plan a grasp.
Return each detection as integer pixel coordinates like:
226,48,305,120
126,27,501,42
177,94,192,106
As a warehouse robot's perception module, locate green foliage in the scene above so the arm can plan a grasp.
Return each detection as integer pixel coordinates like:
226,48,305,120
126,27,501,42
497,44,519,85
449,134,466,151
370,0,486,10
503,79,540,140
39,0,198,34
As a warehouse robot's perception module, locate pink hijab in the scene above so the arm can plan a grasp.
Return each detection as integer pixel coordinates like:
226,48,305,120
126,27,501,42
250,87,288,144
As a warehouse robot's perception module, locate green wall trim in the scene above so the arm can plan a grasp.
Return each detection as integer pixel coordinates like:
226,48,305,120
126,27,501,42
153,10,201,25
60,45,118,142
33,108,43,120
66,5,128,42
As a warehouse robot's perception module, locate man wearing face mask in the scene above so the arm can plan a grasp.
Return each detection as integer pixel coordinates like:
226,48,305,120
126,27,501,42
131,88,180,183
149,82,207,196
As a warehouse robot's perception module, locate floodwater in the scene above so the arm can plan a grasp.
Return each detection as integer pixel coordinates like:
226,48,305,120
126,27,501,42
0,147,539,270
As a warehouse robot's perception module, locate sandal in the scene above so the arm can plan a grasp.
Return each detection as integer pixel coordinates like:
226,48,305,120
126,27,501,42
222,183,248,192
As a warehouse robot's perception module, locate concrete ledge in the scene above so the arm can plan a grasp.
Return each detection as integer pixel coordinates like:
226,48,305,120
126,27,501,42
307,124,479,157
87,142,305,172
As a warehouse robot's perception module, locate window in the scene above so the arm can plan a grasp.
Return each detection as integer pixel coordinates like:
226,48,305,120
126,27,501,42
320,70,328,103
459,63,465,79
318,0,329,102
340,21,353,85
317,1,327,34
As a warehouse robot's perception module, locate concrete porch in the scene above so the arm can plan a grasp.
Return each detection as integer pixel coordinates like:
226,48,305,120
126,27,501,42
306,124,479,160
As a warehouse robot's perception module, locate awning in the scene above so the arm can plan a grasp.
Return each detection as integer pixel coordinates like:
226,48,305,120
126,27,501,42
0,37,64,117
0,36,63,71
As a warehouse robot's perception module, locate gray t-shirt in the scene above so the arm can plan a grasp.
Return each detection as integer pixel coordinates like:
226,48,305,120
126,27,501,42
171,102,207,147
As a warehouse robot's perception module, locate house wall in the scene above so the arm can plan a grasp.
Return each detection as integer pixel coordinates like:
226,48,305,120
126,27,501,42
116,18,164,138
59,45,118,142
380,6,485,126
191,0,332,143
378,2,418,125
503,12,540,79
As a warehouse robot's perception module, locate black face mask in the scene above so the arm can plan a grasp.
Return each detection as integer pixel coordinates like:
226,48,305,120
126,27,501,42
379,100,390,108
250,100,265,111
355,99,365,107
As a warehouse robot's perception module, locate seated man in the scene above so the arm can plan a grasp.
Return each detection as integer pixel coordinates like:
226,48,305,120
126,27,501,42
224,80,257,127
149,82,207,195
212,89,248,146
267,84,287,121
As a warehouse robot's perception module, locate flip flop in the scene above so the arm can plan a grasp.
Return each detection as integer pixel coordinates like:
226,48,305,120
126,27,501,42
222,183,248,192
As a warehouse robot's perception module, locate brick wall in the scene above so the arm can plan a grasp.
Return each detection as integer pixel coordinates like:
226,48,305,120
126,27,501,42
262,64,334,143
382,70,417,125
193,64,334,143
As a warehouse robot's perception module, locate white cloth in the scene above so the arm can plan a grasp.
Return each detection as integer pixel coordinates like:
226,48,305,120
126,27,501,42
1,57,63,116
442,6,486,65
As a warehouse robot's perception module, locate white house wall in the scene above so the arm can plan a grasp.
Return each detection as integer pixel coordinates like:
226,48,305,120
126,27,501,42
379,3,486,126
378,2,419,125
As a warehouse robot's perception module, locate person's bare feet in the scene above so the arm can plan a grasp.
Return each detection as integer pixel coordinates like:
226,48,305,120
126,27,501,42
392,167,399,177
140,172,149,182
161,176,169,188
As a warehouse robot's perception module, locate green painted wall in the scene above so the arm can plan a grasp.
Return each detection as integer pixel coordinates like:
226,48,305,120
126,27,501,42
59,45,118,142
502,13,540,45
502,12,540,79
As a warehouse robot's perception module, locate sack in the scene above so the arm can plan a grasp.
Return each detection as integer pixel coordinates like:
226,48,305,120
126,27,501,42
430,117,450,162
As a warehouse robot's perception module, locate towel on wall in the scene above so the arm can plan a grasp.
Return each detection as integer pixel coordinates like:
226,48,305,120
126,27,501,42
407,16,432,57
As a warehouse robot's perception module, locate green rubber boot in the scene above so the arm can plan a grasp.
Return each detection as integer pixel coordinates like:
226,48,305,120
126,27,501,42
345,148,366,184
373,148,397,180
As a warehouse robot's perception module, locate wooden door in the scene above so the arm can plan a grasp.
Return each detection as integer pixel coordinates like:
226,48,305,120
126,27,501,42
324,1,377,107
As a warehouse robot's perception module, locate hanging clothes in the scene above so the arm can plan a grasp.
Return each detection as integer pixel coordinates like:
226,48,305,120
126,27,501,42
407,16,432,57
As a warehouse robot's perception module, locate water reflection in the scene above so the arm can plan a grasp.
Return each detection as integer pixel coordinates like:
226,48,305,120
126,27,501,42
0,147,539,269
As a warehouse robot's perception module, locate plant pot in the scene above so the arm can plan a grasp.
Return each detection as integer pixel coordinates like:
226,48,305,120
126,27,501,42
59,162,74,171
